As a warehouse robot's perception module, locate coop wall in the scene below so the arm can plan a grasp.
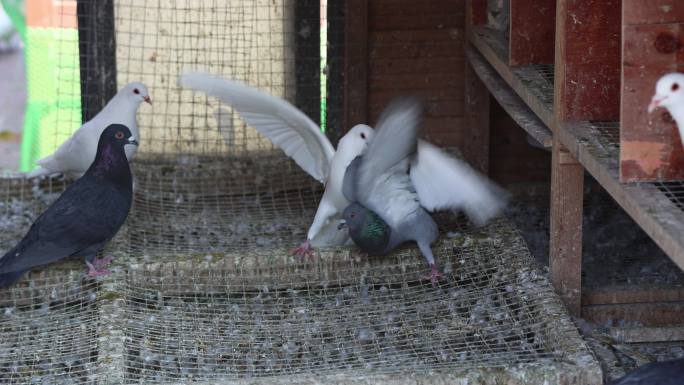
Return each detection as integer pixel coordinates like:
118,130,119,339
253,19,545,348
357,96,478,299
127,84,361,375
366,0,465,148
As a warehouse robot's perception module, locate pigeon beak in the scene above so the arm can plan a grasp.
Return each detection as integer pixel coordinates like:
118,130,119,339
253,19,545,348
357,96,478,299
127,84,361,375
127,137,139,146
337,220,347,230
144,96,152,105
648,95,666,113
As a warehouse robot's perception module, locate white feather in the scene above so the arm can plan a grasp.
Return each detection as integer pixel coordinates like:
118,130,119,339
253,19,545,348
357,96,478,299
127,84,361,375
410,140,508,226
26,82,150,178
180,72,335,184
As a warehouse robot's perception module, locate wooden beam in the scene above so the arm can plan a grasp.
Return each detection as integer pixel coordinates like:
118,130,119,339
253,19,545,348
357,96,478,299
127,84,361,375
583,286,684,305
554,0,621,121
609,326,684,343
463,59,490,174
344,0,369,131
582,302,684,326
620,0,684,182
469,27,554,127
466,48,552,149
549,136,584,316
509,0,556,66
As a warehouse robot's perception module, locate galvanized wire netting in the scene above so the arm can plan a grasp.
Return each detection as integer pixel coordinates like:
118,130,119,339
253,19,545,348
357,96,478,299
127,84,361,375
0,218,599,384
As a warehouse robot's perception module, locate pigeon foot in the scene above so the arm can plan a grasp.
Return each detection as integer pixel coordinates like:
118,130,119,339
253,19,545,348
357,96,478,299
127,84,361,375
292,240,315,260
86,256,115,277
421,264,443,286
92,255,115,269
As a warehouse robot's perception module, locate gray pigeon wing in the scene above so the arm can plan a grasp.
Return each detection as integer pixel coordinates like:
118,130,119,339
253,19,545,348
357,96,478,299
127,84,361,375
357,97,422,192
354,98,423,227
0,178,129,273
342,156,362,203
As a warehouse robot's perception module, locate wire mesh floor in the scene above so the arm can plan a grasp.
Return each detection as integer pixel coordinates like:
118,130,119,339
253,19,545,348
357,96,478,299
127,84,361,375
0,172,600,384
512,64,554,112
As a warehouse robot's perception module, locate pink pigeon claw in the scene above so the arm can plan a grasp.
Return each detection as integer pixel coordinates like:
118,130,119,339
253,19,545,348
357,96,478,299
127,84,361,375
292,240,316,261
421,264,444,287
86,261,111,278
91,255,115,270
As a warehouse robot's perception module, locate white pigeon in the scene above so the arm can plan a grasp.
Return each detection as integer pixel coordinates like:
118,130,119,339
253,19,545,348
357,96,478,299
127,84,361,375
26,82,152,178
179,72,373,257
648,73,684,143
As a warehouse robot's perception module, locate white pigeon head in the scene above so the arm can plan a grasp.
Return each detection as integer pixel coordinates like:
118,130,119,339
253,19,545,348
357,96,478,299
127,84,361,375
648,73,684,114
337,124,373,158
120,82,152,105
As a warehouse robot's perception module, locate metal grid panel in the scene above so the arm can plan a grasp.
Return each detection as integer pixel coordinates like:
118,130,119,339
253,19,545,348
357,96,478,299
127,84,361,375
0,274,100,385
652,181,684,212
512,64,554,110
0,218,599,384
587,121,620,153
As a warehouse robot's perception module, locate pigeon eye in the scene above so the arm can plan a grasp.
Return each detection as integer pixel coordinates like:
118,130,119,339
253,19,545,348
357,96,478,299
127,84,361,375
350,213,355,218
133,88,140,95
115,131,125,139
360,133,366,139
672,83,680,92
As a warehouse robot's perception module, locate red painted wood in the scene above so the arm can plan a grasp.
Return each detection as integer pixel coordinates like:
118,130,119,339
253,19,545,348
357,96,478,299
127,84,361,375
620,2,684,182
555,0,621,121
470,0,487,26
367,0,467,148
623,0,684,24
509,0,556,66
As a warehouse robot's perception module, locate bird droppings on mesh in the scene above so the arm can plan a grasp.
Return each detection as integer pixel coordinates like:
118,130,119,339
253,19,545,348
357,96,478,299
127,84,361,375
0,197,602,384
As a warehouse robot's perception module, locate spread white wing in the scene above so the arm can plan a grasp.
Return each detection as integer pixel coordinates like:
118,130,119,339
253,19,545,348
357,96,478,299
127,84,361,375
180,72,335,184
410,140,509,226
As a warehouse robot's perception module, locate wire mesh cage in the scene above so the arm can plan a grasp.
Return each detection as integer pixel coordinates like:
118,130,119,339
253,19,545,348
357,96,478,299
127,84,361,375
0,1,603,384
0,217,601,384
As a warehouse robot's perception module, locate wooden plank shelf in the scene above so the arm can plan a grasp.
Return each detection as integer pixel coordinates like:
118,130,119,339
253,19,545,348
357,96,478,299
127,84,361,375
468,12,684,278
468,26,554,129
466,0,684,324
466,48,552,149
556,120,684,271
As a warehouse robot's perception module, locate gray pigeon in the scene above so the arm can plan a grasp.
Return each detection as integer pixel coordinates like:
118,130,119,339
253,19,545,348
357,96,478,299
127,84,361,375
340,97,508,284
0,124,138,288
608,358,684,385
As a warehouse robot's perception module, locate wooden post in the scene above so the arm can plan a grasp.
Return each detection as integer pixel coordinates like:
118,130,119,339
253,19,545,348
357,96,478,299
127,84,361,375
344,0,368,132
549,137,584,316
76,0,117,123
463,60,490,174
620,0,684,182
